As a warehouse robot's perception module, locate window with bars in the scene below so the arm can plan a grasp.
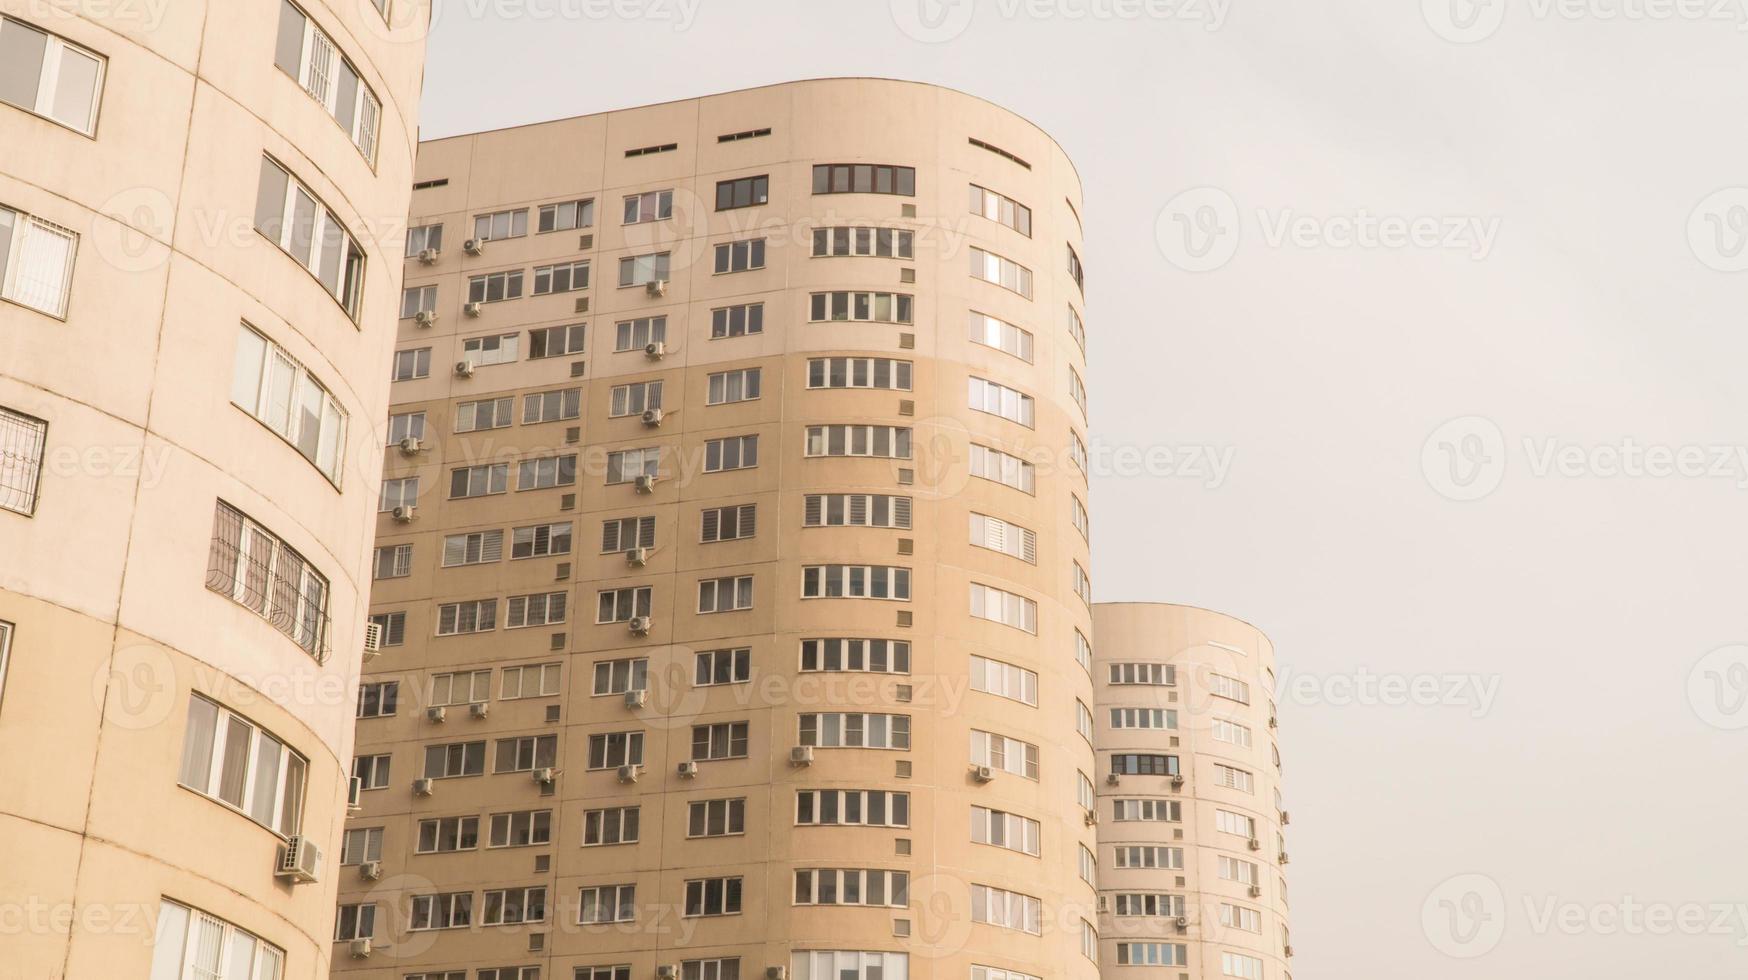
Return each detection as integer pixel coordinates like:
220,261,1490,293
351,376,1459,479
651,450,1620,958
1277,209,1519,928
149,900,285,980
609,380,663,418
455,398,514,435
272,1,378,159
506,591,567,628
372,543,411,579
206,501,329,658
0,406,46,515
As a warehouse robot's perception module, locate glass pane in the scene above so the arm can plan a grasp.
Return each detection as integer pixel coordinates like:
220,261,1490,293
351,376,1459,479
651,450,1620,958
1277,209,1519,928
148,901,189,980
230,327,266,412
177,697,219,789
279,754,304,833
288,189,317,265
293,374,323,461
254,158,289,240
47,46,100,131
0,20,47,111
218,716,252,806
273,0,305,76
248,735,282,824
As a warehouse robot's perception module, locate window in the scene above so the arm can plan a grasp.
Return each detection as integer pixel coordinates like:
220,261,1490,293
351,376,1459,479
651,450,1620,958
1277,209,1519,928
534,260,590,295
0,15,104,135
442,529,503,567
493,735,557,774
812,164,915,196
968,444,1035,493
716,175,769,210
970,805,1039,856
206,502,328,657
1067,303,1087,350
803,494,911,530
463,332,519,366
529,323,587,358
356,681,397,718
391,348,430,381
970,730,1039,779
0,407,46,515
790,952,908,980
378,477,418,513
1074,562,1093,605
793,869,908,908
707,368,761,405
1077,700,1095,742
480,970,538,980
1082,919,1098,959
340,826,383,864
1222,953,1263,980
539,199,594,233
388,411,426,445
149,900,284,980
177,695,308,835
1114,845,1184,869
271,0,381,158
691,722,749,761
512,522,572,558
697,576,753,613
685,877,743,916
415,815,480,853
372,544,411,580
797,789,909,828
228,325,349,485
799,638,910,674
410,892,473,931
1078,772,1095,812
472,209,528,242
466,270,524,305
695,648,750,686
253,157,364,318
687,798,746,837
968,655,1037,706
1075,630,1094,674
1209,673,1252,704
606,447,661,484
1069,367,1088,416
1110,662,1174,685
968,583,1036,633
973,967,1040,980
704,435,758,472
801,564,911,600
798,712,910,750
595,587,652,623
578,968,631,980
618,252,670,287
507,591,567,628
609,380,663,418
400,284,436,318
811,226,913,258
1116,943,1187,967
683,959,739,980
583,805,640,846
1215,764,1255,793
623,190,672,224
408,973,468,980
969,136,1031,168
578,884,636,923
422,741,486,779
1111,708,1177,730
435,599,496,635
806,357,912,390
0,205,73,319
352,753,390,790
969,513,1036,563
1110,753,1179,776
501,663,561,699
804,425,911,459
808,291,912,323
713,238,765,274
1215,809,1258,839
700,504,755,542
1067,243,1085,291
969,184,1032,236
517,454,577,491
1211,718,1254,748
523,387,581,424
1113,798,1181,823
490,809,553,847
587,731,645,770
1218,856,1259,885
601,516,656,553
449,463,508,499
711,303,763,337
405,223,442,256
968,247,1033,298
429,670,490,707
968,377,1035,427
615,316,666,351
968,311,1032,362
1220,903,1262,932
592,658,649,696
969,885,1040,934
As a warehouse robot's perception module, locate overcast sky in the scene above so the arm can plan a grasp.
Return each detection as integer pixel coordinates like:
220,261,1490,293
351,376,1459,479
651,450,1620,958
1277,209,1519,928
416,1,1748,974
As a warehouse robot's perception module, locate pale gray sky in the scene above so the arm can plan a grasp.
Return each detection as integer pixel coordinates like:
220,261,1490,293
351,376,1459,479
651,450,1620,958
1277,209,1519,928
419,2,1748,974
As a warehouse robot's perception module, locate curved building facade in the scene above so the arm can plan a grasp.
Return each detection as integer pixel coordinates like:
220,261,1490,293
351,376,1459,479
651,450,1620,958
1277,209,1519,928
1092,603,1292,980
0,0,427,976
339,79,1099,980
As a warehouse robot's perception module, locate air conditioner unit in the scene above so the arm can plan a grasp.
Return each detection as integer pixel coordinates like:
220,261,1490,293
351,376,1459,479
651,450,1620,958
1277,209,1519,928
1284,944,1294,958
1269,715,1278,729
1248,885,1262,898
463,301,483,317
463,238,485,255
640,407,664,427
1175,915,1189,931
656,967,677,980
413,309,437,327
1171,774,1186,788
970,764,995,784
1279,852,1290,865
347,775,364,810
627,616,652,635
454,359,475,376
643,340,666,359
349,937,373,959
398,435,423,455
533,766,556,785
676,760,699,778
426,706,447,723
363,622,382,653
418,247,440,264
1083,807,1099,826
392,505,416,523
469,701,489,719
624,688,648,708
1105,772,1121,785
625,547,650,566
413,777,434,796
1248,838,1262,852
633,474,657,493
1280,810,1291,825
645,279,667,297
617,764,641,784
359,860,383,881
765,968,786,980
790,745,814,767
274,836,322,884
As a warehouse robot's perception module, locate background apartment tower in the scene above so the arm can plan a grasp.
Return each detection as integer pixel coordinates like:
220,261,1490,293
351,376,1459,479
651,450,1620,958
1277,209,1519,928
341,79,1098,980
0,0,427,976
1092,603,1292,979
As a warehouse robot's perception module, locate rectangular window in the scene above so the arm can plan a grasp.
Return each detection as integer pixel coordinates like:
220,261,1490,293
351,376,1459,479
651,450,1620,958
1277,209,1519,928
0,406,46,515
969,729,1039,779
471,209,528,242
968,445,1035,494
609,380,663,418
516,454,577,491
967,311,1033,362
1078,700,1095,742
1110,662,1175,685
583,805,640,846
798,712,910,750
969,184,1032,236
434,599,496,635
400,284,436,318
229,325,349,484
0,14,105,135
969,247,1033,298
1076,629,1094,674
601,515,656,553
422,741,486,779
466,270,524,305
1211,717,1254,747
710,303,763,338
1218,856,1259,886
970,805,1040,856
1067,303,1087,350
404,223,442,256
694,647,750,686
1071,494,1090,538
972,967,1040,980
488,809,552,847
1067,243,1085,291
968,513,1036,563
805,357,912,390
1215,809,1258,839
1114,891,1188,918
811,225,914,259
429,669,490,706
797,789,910,828
807,290,912,324
493,734,557,773
441,529,503,567
967,377,1035,427
704,435,758,472
449,463,509,499
799,638,910,674
595,587,652,623
713,238,765,274
1074,562,1093,605
578,884,637,924
687,798,746,837
352,753,390,790
506,591,567,628
1068,367,1088,416
462,332,519,365
811,164,916,196
1222,953,1263,980
1110,753,1179,776
622,189,672,224
371,544,411,580
391,348,430,381
804,425,911,459
1110,708,1177,731
617,251,670,286
697,576,754,614
500,663,561,700
0,205,76,318
176,694,308,836
682,960,738,980
409,892,474,931
968,583,1036,633
969,884,1041,934
1113,845,1185,870
1214,764,1255,793
699,504,755,543
793,869,909,908
1209,673,1252,704
253,156,365,318
690,721,750,761
801,565,911,601
968,655,1037,706
1113,798,1182,823
529,323,587,359
340,826,383,864
378,477,418,512
205,502,328,657
605,447,661,484
538,199,594,233
684,877,743,917
1116,943,1188,967
791,952,907,980
415,815,480,853
533,260,590,295
149,900,285,980
707,368,760,405
615,316,666,351
512,522,572,558
803,494,911,530
523,388,581,424
585,732,644,770
387,410,426,445
716,174,769,210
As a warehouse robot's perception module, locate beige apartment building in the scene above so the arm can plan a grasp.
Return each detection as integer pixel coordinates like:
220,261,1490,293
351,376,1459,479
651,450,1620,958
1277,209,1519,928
1091,603,1292,980
0,0,427,977
337,79,1103,980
